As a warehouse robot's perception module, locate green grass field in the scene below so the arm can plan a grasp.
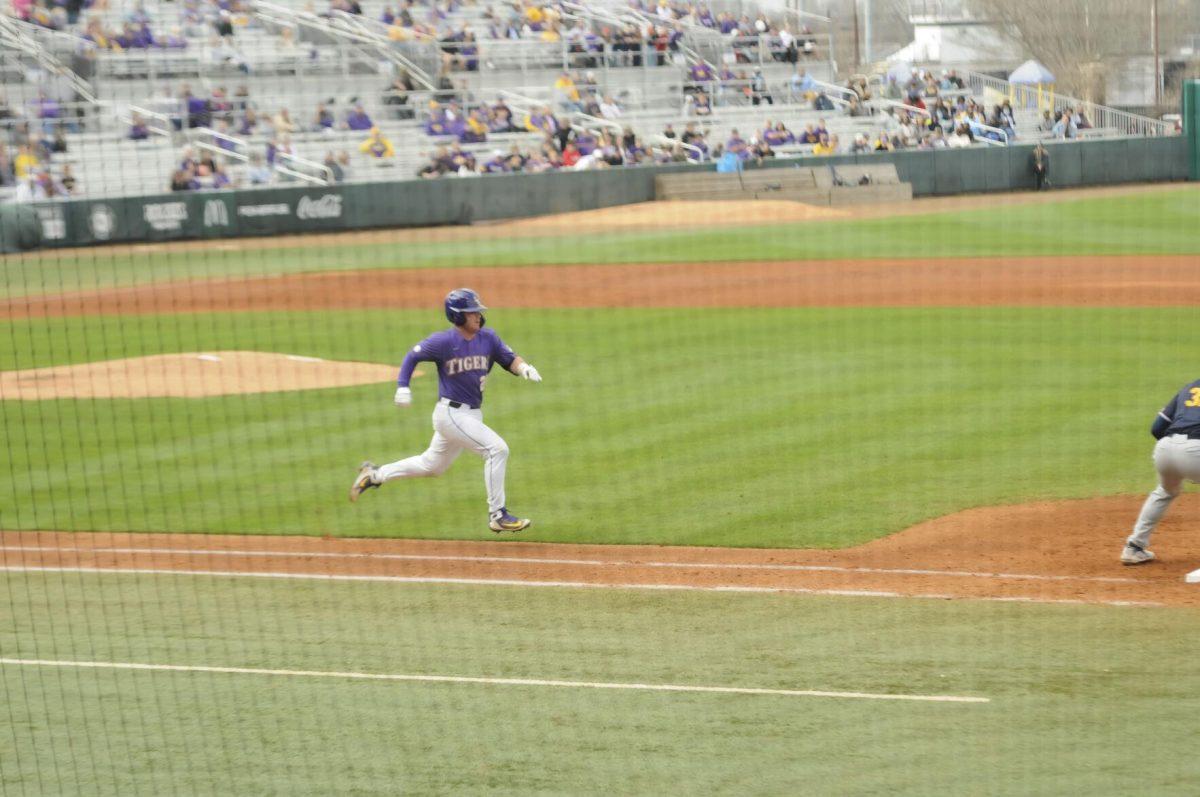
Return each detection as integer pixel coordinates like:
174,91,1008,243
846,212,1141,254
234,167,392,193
3,186,1198,298
4,572,1200,795
0,307,1194,544
3,184,1200,794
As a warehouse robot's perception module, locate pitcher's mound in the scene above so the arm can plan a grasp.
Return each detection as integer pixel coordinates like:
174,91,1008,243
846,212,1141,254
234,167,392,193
498,200,849,234
0,351,409,399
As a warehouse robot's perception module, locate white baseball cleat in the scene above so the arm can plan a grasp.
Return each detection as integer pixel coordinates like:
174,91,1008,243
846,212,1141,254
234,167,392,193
1120,543,1155,565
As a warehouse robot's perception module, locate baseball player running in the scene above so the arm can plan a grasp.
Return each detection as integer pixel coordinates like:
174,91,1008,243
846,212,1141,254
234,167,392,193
349,288,541,533
1122,377,1200,564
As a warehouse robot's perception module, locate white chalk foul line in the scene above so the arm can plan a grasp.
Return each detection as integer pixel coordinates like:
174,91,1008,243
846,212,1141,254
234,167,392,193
0,545,1142,585
0,565,1163,607
0,657,988,704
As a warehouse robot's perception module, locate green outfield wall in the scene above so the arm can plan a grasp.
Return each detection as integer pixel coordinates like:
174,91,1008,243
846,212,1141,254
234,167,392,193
1185,80,1199,181
3,135,1188,252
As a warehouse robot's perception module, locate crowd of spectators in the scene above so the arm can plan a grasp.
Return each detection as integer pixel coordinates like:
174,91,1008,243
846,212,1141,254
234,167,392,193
0,93,80,200
414,113,691,179
1037,107,1095,139
18,0,251,49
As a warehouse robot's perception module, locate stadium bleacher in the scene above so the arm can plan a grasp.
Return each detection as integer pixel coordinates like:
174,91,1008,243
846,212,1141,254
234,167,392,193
0,0,1175,202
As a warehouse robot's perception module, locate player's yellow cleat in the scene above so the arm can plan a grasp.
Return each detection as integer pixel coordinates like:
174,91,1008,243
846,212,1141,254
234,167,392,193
489,509,531,533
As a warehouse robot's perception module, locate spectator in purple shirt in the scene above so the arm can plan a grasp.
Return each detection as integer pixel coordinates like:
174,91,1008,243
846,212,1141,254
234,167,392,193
183,87,210,128
573,130,597,156
481,150,508,173
33,92,60,131
238,108,259,136
688,60,714,84
129,112,151,140
726,128,749,160
345,103,374,131
459,31,479,72
762,122,792,147
488,103,515,133
214,119,238,150
380,4,395,24
210,164,232,189
163,25,188,48
313,103,335,131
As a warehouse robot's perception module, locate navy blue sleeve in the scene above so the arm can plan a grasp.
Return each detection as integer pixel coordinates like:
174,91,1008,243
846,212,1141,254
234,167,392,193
1151,393,1180,439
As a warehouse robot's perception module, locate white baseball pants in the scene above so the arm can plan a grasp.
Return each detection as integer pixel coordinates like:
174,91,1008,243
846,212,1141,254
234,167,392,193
375,399,509,514
1128,434,1200,549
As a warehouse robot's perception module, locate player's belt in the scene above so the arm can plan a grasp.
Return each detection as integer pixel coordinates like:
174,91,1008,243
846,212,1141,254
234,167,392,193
440,397,479,410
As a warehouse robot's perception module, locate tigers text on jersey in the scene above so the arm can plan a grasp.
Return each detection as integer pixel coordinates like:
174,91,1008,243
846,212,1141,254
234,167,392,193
398,327,517,408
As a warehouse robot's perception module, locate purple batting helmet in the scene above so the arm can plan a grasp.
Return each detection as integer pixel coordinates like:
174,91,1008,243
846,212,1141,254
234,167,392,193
444,288,488,327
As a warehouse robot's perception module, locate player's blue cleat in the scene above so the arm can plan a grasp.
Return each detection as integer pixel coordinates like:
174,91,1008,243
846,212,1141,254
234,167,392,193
489,508,531,533
349,461,380,503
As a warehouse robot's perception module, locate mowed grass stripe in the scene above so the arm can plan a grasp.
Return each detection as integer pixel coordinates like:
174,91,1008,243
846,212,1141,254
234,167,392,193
2,186,1197,298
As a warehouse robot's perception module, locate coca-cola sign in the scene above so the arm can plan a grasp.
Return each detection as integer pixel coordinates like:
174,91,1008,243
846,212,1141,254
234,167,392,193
296,194,343,220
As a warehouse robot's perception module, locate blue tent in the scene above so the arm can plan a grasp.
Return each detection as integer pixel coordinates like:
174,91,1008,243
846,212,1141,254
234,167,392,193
1009,60,1055,85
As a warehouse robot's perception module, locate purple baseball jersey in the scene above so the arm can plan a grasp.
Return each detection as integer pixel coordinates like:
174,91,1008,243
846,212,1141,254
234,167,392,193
398,327,517,408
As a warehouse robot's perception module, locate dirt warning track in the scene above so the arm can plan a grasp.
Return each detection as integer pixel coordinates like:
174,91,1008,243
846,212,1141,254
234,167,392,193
4,255,1200,319
3,497,1198,607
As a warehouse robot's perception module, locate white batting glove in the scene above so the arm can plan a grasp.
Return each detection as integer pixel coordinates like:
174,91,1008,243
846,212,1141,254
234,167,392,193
518,363,542,382
394,386,412,406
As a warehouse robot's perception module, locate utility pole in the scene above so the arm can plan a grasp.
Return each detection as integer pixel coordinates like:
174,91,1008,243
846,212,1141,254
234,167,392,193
863,0,872,65
852,0,861,70
1152,0,1161,107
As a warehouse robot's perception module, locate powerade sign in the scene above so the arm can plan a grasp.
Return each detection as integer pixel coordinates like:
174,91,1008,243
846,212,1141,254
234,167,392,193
234,189,345,235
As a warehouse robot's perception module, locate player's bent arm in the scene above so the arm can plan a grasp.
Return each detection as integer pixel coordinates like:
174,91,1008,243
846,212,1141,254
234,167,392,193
1152,394,1181,438
1151,412,1171,439
397,347,429,389
395,347,430,406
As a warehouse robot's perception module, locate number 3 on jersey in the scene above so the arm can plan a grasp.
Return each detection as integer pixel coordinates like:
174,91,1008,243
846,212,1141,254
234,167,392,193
479,375,488,393
1186,387,1200,408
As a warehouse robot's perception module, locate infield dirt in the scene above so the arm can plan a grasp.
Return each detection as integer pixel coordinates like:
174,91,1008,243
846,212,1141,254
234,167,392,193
3,495,1197,606
4,254,1199,319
